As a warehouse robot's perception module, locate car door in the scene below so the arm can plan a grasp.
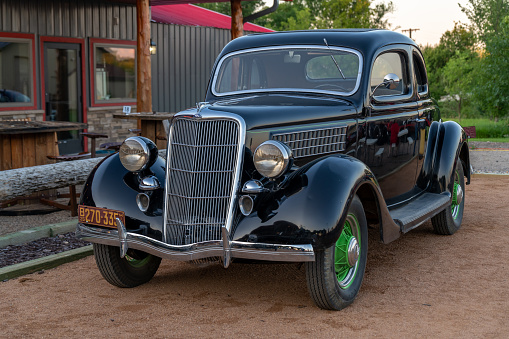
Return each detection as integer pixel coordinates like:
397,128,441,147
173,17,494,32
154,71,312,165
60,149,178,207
357,46,420,202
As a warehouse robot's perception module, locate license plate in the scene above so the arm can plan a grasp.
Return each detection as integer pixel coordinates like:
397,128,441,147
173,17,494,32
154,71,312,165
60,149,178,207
78,205,125,229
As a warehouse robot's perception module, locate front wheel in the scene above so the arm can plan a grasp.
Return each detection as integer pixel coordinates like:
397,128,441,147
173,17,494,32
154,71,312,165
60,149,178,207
93,243,161,288
305,195,368,310
431,158,465,235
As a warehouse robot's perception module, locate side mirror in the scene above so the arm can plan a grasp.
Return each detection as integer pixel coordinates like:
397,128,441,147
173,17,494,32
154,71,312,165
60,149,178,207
371,73,401,99
382,73,400,90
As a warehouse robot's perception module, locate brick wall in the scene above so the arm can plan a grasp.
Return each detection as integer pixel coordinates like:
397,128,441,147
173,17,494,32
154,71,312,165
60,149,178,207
85,106,138,150
0,110,44,121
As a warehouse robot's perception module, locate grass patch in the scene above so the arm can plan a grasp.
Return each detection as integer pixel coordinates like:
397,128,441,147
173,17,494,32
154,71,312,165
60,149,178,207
444,118,509,139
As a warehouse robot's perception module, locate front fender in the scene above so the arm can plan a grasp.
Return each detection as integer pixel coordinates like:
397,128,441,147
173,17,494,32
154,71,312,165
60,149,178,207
80,154,167,241
232,155,397,250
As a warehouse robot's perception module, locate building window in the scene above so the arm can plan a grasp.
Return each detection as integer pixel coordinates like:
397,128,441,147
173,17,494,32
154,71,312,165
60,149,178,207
91,39,136,105
0,35,35,109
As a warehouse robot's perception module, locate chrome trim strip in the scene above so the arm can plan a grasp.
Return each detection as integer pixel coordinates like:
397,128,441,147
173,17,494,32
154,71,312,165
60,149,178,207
76,223,315,262
211,45,363,97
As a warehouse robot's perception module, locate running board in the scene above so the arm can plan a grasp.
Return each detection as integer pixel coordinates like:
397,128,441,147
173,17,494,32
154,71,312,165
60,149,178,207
389,193,450,233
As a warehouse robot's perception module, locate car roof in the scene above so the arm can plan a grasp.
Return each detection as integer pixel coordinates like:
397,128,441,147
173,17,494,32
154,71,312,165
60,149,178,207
219,29,417,57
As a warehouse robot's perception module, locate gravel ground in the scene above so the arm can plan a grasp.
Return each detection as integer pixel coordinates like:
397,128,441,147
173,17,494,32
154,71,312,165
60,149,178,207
0,232,89,268
1,175,508,337
0,141,507,268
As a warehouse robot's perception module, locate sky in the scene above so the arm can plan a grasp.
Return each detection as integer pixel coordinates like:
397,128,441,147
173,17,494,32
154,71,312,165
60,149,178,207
262,0,471,46
385,0,470,46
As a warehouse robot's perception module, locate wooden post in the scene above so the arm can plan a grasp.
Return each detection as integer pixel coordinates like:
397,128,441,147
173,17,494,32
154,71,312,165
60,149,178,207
136,0,152,115
231,0,244,40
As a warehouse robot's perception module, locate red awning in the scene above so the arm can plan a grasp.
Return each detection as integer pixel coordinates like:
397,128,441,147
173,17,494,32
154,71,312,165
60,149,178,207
151,4,274,33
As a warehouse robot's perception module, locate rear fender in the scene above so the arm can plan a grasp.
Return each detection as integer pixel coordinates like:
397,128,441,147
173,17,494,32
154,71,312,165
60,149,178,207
232,155,400,249
417,121,470,194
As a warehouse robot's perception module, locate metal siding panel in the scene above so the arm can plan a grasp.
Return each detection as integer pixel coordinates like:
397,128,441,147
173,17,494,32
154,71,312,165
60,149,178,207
99,3,106,38
125,5,133,40
62,0,70,37
113,5,120,39
54,1,62,36
69,0,78,37
169,24,175,113
12,0,20,32
156,23,164,111
84,1,93,37
92,5,99,37
29,0,38,34
37,0,46,36
119,5,126,40
173,26,183,111
46,1,54,36
185,26,191,108
190,27,197,106
19,1,29,33
106,4,113,39
77,0,86,38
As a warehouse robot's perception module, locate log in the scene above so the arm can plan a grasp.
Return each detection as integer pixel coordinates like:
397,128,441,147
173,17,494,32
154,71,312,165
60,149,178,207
136,0,152,116
0,150,168,201
231,0,244,40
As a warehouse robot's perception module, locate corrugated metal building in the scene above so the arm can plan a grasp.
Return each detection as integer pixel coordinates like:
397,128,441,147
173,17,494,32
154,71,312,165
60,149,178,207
0,0,269,153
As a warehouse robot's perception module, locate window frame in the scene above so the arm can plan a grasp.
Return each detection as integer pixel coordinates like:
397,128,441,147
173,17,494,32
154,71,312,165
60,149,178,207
89,38,137,107
0,32,37,111
369,47,413,104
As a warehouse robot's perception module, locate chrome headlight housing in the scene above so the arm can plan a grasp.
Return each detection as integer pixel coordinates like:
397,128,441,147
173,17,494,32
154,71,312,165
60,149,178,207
119,136,158,172
253,140,293,179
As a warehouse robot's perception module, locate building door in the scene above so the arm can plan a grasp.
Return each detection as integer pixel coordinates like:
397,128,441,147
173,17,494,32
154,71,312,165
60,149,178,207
43,42,83,154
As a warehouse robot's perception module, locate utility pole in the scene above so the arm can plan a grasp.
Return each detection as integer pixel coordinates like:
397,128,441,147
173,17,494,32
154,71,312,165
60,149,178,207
402,28,420,39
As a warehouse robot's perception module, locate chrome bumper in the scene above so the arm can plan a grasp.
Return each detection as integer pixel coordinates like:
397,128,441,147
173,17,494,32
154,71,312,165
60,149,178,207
76,223,315,263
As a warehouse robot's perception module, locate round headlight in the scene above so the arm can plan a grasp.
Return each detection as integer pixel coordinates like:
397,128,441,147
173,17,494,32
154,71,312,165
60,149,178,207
119,137,155,172
253,140,292,179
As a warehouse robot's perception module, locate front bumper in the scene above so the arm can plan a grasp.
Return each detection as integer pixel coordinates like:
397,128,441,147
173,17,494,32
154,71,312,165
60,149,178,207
76,223,315,263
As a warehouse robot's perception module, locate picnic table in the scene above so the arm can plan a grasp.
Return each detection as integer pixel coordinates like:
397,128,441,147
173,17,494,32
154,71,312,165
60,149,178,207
0,121,87,171
113,112,174,149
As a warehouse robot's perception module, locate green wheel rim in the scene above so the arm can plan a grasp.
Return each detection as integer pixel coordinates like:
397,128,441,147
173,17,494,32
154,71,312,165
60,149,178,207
451,170,461,220
334,213,361,289
125,253,151,268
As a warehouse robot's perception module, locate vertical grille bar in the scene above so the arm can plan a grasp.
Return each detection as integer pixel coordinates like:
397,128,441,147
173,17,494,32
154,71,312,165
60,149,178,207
164,117,242,245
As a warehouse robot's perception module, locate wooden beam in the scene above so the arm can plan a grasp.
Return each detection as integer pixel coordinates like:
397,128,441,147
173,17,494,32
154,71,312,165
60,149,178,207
136,0,152,113
231,0,244,40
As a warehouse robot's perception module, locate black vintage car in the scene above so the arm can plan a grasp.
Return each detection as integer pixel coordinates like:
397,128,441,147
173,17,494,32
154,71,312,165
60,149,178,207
77,29,470,310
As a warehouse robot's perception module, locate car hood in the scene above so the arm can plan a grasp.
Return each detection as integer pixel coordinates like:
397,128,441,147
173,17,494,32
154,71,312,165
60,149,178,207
203,94,358,130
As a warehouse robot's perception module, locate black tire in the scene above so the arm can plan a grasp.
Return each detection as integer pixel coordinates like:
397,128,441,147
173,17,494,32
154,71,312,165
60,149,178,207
431,158,465,235
93,243,161,288
305,195,368,310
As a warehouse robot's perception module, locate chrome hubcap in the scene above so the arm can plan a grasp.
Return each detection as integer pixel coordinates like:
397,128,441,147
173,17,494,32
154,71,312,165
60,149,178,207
347,237,359,267
455,185,463,205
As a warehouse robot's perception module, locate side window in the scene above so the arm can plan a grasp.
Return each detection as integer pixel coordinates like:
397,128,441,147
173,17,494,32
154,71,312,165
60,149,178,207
371,52,407,96
413,52,428,94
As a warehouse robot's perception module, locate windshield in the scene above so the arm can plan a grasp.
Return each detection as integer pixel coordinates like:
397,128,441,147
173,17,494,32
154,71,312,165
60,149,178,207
212,46,362,97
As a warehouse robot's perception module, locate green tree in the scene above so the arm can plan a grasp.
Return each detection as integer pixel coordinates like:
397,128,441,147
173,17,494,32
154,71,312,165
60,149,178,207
421,23,476,99
472,16,509,119
460,0,509,42
441,51,479,122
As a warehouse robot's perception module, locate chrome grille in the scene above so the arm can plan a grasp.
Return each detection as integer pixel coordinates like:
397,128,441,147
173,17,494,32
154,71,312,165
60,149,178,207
164,117,242,245
272,126,347,158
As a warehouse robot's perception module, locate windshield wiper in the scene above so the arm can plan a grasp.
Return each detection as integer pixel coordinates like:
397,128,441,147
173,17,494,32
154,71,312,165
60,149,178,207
323,38,345,79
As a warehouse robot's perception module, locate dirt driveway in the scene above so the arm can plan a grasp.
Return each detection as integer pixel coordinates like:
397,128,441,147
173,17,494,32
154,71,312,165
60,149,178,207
1,174,508,338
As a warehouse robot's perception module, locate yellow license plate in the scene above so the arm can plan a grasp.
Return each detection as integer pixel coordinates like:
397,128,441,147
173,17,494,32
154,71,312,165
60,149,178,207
78,205,125,229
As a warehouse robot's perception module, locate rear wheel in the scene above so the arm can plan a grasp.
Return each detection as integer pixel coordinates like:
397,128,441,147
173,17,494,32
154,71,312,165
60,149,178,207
432,158,465,235
93,243,161,288
305,195,368,310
